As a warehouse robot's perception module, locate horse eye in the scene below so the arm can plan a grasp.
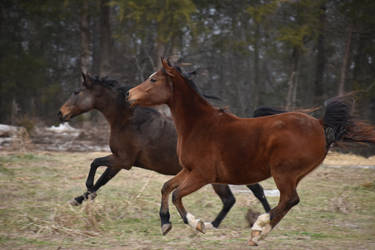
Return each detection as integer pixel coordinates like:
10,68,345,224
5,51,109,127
74,90,80,95
150,78,157,83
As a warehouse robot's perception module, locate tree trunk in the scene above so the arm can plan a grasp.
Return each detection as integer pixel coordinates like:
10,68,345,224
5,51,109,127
338,24,353,96
80,0,90,74
313,3,326,103
286,72,295,110
99,0,112,77
252,22,261,108
286,47,299,110
155,41,166,71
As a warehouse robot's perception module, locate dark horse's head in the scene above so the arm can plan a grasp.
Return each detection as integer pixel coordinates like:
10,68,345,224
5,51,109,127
58,73,129,122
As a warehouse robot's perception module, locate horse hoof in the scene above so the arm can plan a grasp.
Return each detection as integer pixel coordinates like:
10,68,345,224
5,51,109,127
196,219,205,234
249,230,262,245
248,240,258,246
251,230,261,238
70,199,81,206
161,223,172,235
88,192,97,200
204,222,214,230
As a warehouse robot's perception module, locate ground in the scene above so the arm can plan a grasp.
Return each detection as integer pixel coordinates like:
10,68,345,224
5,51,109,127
0,151,374,249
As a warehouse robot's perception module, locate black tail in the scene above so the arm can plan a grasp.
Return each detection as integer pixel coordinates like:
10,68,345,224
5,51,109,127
253,107,287,118
321,99,375,148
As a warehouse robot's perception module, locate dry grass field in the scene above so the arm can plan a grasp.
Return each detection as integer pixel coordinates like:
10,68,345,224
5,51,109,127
0,151,374,249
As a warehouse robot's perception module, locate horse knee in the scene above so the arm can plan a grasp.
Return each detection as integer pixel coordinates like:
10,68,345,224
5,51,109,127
161,182,169,195
91,159,101,168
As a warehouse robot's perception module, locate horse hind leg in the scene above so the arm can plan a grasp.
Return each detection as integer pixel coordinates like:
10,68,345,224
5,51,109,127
247,183,271,212
249,176,299,246
71,166,120,206
209,184,236,229
71,156,111,206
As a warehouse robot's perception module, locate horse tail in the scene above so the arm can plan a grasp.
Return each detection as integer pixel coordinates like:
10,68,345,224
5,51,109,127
253,106,320,118
320,99,375,148
253,107,287,118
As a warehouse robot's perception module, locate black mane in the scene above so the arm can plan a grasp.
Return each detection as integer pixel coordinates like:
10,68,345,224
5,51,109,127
167,66,221,101
174,66,201,94
88,75,131,98
89,75,119,89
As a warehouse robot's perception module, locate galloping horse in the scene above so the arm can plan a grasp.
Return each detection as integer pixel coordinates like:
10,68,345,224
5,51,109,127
127,58,375,245
58,73,271,229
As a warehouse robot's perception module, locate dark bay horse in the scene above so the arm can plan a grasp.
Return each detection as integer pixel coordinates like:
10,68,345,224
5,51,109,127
58,73,271,230
127,58,375,245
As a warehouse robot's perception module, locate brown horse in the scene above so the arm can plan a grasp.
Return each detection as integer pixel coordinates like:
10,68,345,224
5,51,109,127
58,73,271,229
127,58,375,245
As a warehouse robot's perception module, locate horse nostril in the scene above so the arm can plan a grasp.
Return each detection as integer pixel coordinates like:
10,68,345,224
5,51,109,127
57,111,64,122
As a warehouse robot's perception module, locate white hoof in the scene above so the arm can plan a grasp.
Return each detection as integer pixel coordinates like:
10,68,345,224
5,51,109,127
250,213,272,243
186,213,206,233
204,222,214,230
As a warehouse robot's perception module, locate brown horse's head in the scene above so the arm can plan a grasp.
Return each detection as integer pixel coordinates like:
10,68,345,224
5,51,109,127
59,72,126,122
127,58,177,107
58,73,97,122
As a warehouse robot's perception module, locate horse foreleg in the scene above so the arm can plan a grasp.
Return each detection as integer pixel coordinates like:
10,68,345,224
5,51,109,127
71,155,114,206
249,177,299,246
159,169,189,235
247,183,271,212
85,156,113,191
91,167,121,192
171,173,208,233
209,184,236,229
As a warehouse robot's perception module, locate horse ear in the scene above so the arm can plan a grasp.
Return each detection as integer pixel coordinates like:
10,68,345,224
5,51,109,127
161,57,175,77
82,72,93,88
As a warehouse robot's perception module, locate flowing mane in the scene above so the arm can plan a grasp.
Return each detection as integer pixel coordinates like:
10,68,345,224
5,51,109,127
88,75,131,99
163,66,221,102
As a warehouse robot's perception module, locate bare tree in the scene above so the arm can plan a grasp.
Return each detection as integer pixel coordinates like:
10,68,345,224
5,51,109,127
99,0,112,77
338,24,353,96
80,0,90,74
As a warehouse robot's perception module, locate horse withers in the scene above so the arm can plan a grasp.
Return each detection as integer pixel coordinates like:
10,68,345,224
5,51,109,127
58,73,271,231
127,58,375,245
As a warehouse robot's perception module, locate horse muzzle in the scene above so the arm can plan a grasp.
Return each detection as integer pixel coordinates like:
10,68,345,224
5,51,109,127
57,111,71,122
126,90,138,107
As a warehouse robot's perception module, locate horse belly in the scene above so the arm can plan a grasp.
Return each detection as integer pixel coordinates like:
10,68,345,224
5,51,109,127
215,153,271,185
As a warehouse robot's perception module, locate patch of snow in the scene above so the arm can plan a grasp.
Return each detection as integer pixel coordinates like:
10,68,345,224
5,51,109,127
0,124,19,132
229,185,280,197
46,122,78,132
325,165,375,170
264,189,280,197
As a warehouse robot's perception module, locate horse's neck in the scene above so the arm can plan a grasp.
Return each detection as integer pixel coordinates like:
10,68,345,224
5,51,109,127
96,97,130,128
168,79,215,136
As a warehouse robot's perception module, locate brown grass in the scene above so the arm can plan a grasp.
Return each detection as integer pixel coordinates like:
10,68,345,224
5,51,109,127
0,151,374,249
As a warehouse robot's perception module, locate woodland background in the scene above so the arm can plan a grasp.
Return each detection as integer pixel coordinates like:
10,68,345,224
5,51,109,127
1,0,375,127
